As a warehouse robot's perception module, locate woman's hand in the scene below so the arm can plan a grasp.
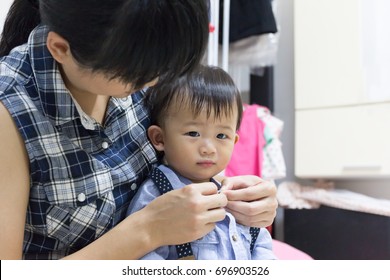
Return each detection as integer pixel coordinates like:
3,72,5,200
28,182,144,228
220,176,278,228
141,182,228,248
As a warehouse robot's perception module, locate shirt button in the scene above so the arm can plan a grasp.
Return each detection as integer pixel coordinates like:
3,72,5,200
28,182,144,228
130,183,137,191
101,141,109,149
232,234,238,242
82,115,89,123
77,193,86,202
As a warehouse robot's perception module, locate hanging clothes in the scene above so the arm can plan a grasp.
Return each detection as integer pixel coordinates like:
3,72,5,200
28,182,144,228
225,104,286,181
223,33,279,67
257,106,286,180
219,0,277,43
217,0,279,93
225,104,266,177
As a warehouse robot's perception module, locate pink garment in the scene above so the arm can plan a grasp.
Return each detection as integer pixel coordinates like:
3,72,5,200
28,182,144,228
225,104,266,177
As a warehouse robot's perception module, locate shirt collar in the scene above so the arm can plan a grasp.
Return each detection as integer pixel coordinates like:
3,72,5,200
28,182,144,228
28,25,81,128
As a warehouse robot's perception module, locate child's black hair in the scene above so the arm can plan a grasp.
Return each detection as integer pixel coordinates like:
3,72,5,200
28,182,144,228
146,64,243,131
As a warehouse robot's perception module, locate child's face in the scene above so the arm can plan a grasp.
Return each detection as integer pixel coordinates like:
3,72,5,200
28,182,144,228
158,104,239,183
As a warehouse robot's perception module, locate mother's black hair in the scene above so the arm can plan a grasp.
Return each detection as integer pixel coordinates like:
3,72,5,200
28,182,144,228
0,0,209,87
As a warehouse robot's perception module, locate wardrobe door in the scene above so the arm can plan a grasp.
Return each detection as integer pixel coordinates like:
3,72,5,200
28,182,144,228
295,0,363,110
295,0,390,110
295,103,390,178
294,0,390,178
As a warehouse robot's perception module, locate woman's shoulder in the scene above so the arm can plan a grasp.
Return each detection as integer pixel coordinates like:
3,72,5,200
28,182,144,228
0,45,38,116
0,101,28,160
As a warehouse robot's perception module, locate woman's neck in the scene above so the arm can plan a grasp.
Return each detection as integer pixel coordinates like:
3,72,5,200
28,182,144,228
70,91,110,125
59,65,110,125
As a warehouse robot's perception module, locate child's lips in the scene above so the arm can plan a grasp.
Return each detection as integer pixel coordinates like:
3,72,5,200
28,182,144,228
197,161,215,167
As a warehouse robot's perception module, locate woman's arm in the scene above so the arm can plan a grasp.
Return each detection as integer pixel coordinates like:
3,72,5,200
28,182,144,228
0,102,30,259
220,176,278,228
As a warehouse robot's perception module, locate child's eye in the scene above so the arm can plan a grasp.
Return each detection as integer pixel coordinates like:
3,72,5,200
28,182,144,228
217,133,227,139
185,131,200,137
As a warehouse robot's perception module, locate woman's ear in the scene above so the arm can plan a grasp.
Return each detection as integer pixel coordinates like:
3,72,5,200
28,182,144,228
234,133,239,144
148,125,165,152
46,31,71,64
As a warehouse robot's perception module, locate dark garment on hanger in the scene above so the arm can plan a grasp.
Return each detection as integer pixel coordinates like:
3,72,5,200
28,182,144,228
219,0,277,43
206,0,211,20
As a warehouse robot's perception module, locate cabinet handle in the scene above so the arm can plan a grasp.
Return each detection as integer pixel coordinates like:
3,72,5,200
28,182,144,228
342,164,382,171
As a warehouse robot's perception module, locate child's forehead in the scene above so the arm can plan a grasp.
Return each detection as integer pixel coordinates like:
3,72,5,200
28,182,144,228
168,102,237,120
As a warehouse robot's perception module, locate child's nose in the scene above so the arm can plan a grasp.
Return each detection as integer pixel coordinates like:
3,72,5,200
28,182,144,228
200,140,216,155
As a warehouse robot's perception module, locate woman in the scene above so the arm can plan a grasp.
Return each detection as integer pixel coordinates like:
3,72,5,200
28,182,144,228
0,0,277,259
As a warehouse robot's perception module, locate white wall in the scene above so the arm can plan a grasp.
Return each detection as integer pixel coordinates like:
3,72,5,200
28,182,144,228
0,0,13,31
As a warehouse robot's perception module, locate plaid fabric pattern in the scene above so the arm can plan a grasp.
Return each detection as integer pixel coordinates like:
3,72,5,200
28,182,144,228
0,25,157,259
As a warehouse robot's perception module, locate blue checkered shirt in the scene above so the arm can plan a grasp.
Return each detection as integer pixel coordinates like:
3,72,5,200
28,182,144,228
0,25,157,259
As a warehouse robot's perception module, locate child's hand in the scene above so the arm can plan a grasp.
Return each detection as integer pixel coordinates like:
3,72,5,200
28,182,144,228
220,176,278,228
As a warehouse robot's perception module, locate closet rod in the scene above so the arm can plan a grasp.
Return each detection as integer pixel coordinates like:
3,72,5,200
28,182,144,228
208,0,230,72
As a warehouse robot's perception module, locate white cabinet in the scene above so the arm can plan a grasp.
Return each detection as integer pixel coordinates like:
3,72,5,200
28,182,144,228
294,0,390,178
294,0,364,109
295,103,390,178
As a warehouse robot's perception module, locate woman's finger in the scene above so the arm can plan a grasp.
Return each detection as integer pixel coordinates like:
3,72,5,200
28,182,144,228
223,180,276,202
220,175,263,191
182,183,227,211
226,199,277,227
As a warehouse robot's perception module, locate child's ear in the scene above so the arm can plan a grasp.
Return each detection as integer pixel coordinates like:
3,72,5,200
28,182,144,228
148,125,165,152
234,133,239,144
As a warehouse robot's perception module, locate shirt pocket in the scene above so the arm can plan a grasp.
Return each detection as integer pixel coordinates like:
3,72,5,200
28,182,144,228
191,230,220,259
43,168,115,248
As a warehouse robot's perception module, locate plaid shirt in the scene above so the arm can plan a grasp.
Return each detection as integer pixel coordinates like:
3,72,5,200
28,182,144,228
0,25,157,259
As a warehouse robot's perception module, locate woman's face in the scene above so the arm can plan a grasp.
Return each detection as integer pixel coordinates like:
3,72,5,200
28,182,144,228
47,30,159,99
61,57,158,99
